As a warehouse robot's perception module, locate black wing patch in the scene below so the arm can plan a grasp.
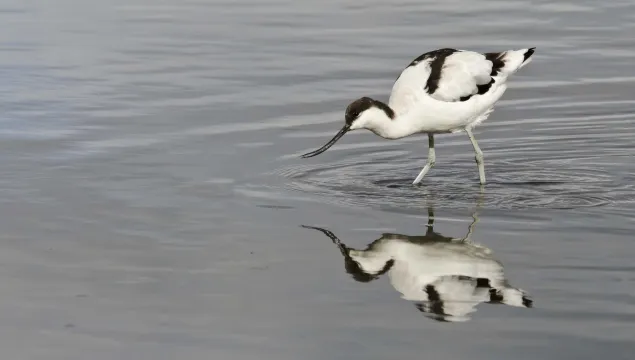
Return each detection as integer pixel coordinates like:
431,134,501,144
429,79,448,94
406,48,457,68
485,51,506,76
422,49,458,95
458,51,507,102
396,48,457,82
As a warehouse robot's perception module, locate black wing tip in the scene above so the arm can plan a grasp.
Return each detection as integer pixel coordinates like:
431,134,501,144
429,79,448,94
523,47,536,62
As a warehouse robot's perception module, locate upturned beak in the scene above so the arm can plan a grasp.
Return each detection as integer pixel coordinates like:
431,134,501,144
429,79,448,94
300,125,350,158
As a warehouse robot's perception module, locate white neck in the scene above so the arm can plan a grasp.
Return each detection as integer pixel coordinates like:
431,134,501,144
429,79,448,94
352,106,420,140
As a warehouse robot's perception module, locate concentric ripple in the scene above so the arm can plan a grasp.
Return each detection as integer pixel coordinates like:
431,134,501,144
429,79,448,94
265,142,634,213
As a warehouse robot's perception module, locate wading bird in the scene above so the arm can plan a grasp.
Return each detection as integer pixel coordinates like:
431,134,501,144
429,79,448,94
301,47,535,185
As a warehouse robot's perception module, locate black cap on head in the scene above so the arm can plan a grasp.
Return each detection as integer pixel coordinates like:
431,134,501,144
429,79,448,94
345,97,375,125
345,97,395,126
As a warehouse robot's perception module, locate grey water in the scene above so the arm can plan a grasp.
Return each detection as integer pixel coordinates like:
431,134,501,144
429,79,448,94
1,0,635,358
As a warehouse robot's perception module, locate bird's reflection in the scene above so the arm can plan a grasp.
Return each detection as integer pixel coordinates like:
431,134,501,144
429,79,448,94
302,207,532,322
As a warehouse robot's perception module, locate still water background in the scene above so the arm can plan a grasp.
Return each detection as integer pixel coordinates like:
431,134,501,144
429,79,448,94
1,0,635,359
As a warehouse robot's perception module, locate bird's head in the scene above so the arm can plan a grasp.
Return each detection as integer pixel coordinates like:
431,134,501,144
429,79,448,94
300,97,395,158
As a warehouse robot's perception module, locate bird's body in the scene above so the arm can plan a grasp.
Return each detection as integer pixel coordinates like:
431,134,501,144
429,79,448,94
386,48,532,135
301,47,536,185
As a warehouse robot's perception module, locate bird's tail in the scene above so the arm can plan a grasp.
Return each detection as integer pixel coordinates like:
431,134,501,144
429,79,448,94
486,47,535,79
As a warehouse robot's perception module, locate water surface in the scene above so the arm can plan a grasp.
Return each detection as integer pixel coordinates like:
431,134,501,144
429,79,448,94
1,0,635,359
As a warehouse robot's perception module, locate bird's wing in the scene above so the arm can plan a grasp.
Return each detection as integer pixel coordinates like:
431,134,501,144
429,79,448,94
389,49,495,114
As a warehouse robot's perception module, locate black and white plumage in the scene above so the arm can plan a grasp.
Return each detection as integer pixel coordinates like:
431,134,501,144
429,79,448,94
302,208,532,323
301,47,536,185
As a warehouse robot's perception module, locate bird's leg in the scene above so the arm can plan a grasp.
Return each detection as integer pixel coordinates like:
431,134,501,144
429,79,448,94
412,134,435,184
465,128,486,185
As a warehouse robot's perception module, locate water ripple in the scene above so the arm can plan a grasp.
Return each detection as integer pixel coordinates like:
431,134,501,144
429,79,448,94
262,97,635,213
268,153,632,213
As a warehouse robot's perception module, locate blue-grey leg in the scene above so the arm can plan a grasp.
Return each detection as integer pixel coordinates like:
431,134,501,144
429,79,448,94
412,134,435,184
465,128,486,185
